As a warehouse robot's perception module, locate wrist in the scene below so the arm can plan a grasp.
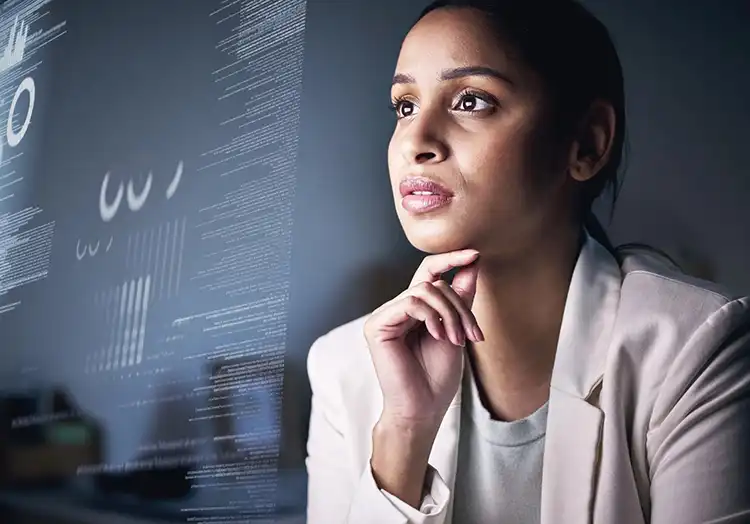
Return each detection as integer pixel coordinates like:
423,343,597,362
370,416,438,508
377,408,443,436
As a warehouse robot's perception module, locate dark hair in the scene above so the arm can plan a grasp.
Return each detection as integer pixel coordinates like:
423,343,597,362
415,0,627,253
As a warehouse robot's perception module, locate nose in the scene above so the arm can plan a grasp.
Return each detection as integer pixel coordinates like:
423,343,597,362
400,114,448,165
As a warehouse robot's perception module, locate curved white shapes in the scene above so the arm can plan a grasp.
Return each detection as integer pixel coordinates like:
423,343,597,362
100,172,123,222
127,171,152,212
165,161,183,200
105,236,113,252
75,240,86,261
7,76,35,148
87,241,100,257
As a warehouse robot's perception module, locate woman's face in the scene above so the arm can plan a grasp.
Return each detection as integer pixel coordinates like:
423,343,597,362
388,7,577,257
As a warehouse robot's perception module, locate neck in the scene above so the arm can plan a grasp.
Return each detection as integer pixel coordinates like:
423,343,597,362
467,223,583,422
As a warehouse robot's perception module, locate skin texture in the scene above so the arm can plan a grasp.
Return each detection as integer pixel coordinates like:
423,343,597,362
365,6,616,508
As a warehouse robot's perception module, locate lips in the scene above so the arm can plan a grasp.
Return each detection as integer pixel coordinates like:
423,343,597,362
399,177,454,215
398,177,454,198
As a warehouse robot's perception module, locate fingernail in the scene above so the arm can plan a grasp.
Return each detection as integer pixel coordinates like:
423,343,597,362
473,325,484,342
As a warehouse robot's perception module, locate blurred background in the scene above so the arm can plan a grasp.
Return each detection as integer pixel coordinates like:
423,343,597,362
0,0,747,522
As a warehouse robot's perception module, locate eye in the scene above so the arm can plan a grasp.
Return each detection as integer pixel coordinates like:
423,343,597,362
388,90,497,119
453,90,497,113
389,97,419,119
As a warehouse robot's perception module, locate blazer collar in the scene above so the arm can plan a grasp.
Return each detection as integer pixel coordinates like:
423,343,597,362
550,228,622,400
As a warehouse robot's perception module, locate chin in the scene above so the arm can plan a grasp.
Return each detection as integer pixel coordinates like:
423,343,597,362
400,219,473,254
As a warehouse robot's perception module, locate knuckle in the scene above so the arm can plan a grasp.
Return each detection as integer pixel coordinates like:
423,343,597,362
433,280,449,290
404,295,422,307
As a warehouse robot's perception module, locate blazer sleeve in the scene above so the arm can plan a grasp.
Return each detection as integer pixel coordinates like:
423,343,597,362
647,297,750,523
305,334,452,524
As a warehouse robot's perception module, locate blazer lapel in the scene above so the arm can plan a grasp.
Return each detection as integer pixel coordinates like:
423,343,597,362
541,386,604,524
540,231,622,524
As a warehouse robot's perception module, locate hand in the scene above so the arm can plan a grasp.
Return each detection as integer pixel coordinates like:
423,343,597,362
364,249,484,431
364,250,483,506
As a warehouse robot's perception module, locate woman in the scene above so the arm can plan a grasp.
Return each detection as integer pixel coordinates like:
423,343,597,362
305,0,750,523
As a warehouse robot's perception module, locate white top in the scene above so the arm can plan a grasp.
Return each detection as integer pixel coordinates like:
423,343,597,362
451,358,548,523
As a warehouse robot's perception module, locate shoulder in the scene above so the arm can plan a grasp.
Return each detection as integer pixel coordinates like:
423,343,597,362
615,244,748,335
307,313,371,380
306,313,380,409
617,243,743,311
306,313,384,441
611,244,750,421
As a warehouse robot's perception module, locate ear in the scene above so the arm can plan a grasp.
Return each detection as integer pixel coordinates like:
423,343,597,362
567,99,616,182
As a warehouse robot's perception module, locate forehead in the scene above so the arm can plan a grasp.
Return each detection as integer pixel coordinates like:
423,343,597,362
396,8,516,75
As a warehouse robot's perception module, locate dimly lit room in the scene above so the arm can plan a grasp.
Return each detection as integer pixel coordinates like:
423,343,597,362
0,1,748,523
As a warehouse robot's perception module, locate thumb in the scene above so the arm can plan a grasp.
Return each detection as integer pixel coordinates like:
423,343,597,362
451,261,480,309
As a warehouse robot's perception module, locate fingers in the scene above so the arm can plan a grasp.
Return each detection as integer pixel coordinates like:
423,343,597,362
367,250,483,347
365,295,446,344
369,281,483,347
432,280,484,343
450,262,481,310
408,282,466,346
409,249,479,288
374,250,480,314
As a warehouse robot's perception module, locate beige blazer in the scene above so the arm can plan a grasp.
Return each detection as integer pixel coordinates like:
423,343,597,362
305,232,750,524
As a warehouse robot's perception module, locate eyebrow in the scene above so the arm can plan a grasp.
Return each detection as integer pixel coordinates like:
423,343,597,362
391,66,514,87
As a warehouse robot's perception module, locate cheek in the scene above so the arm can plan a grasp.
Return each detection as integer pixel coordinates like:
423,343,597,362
387,134,397,167
457,129,529,195
387,136,395,162
387,134,402,183
454,125,560,221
